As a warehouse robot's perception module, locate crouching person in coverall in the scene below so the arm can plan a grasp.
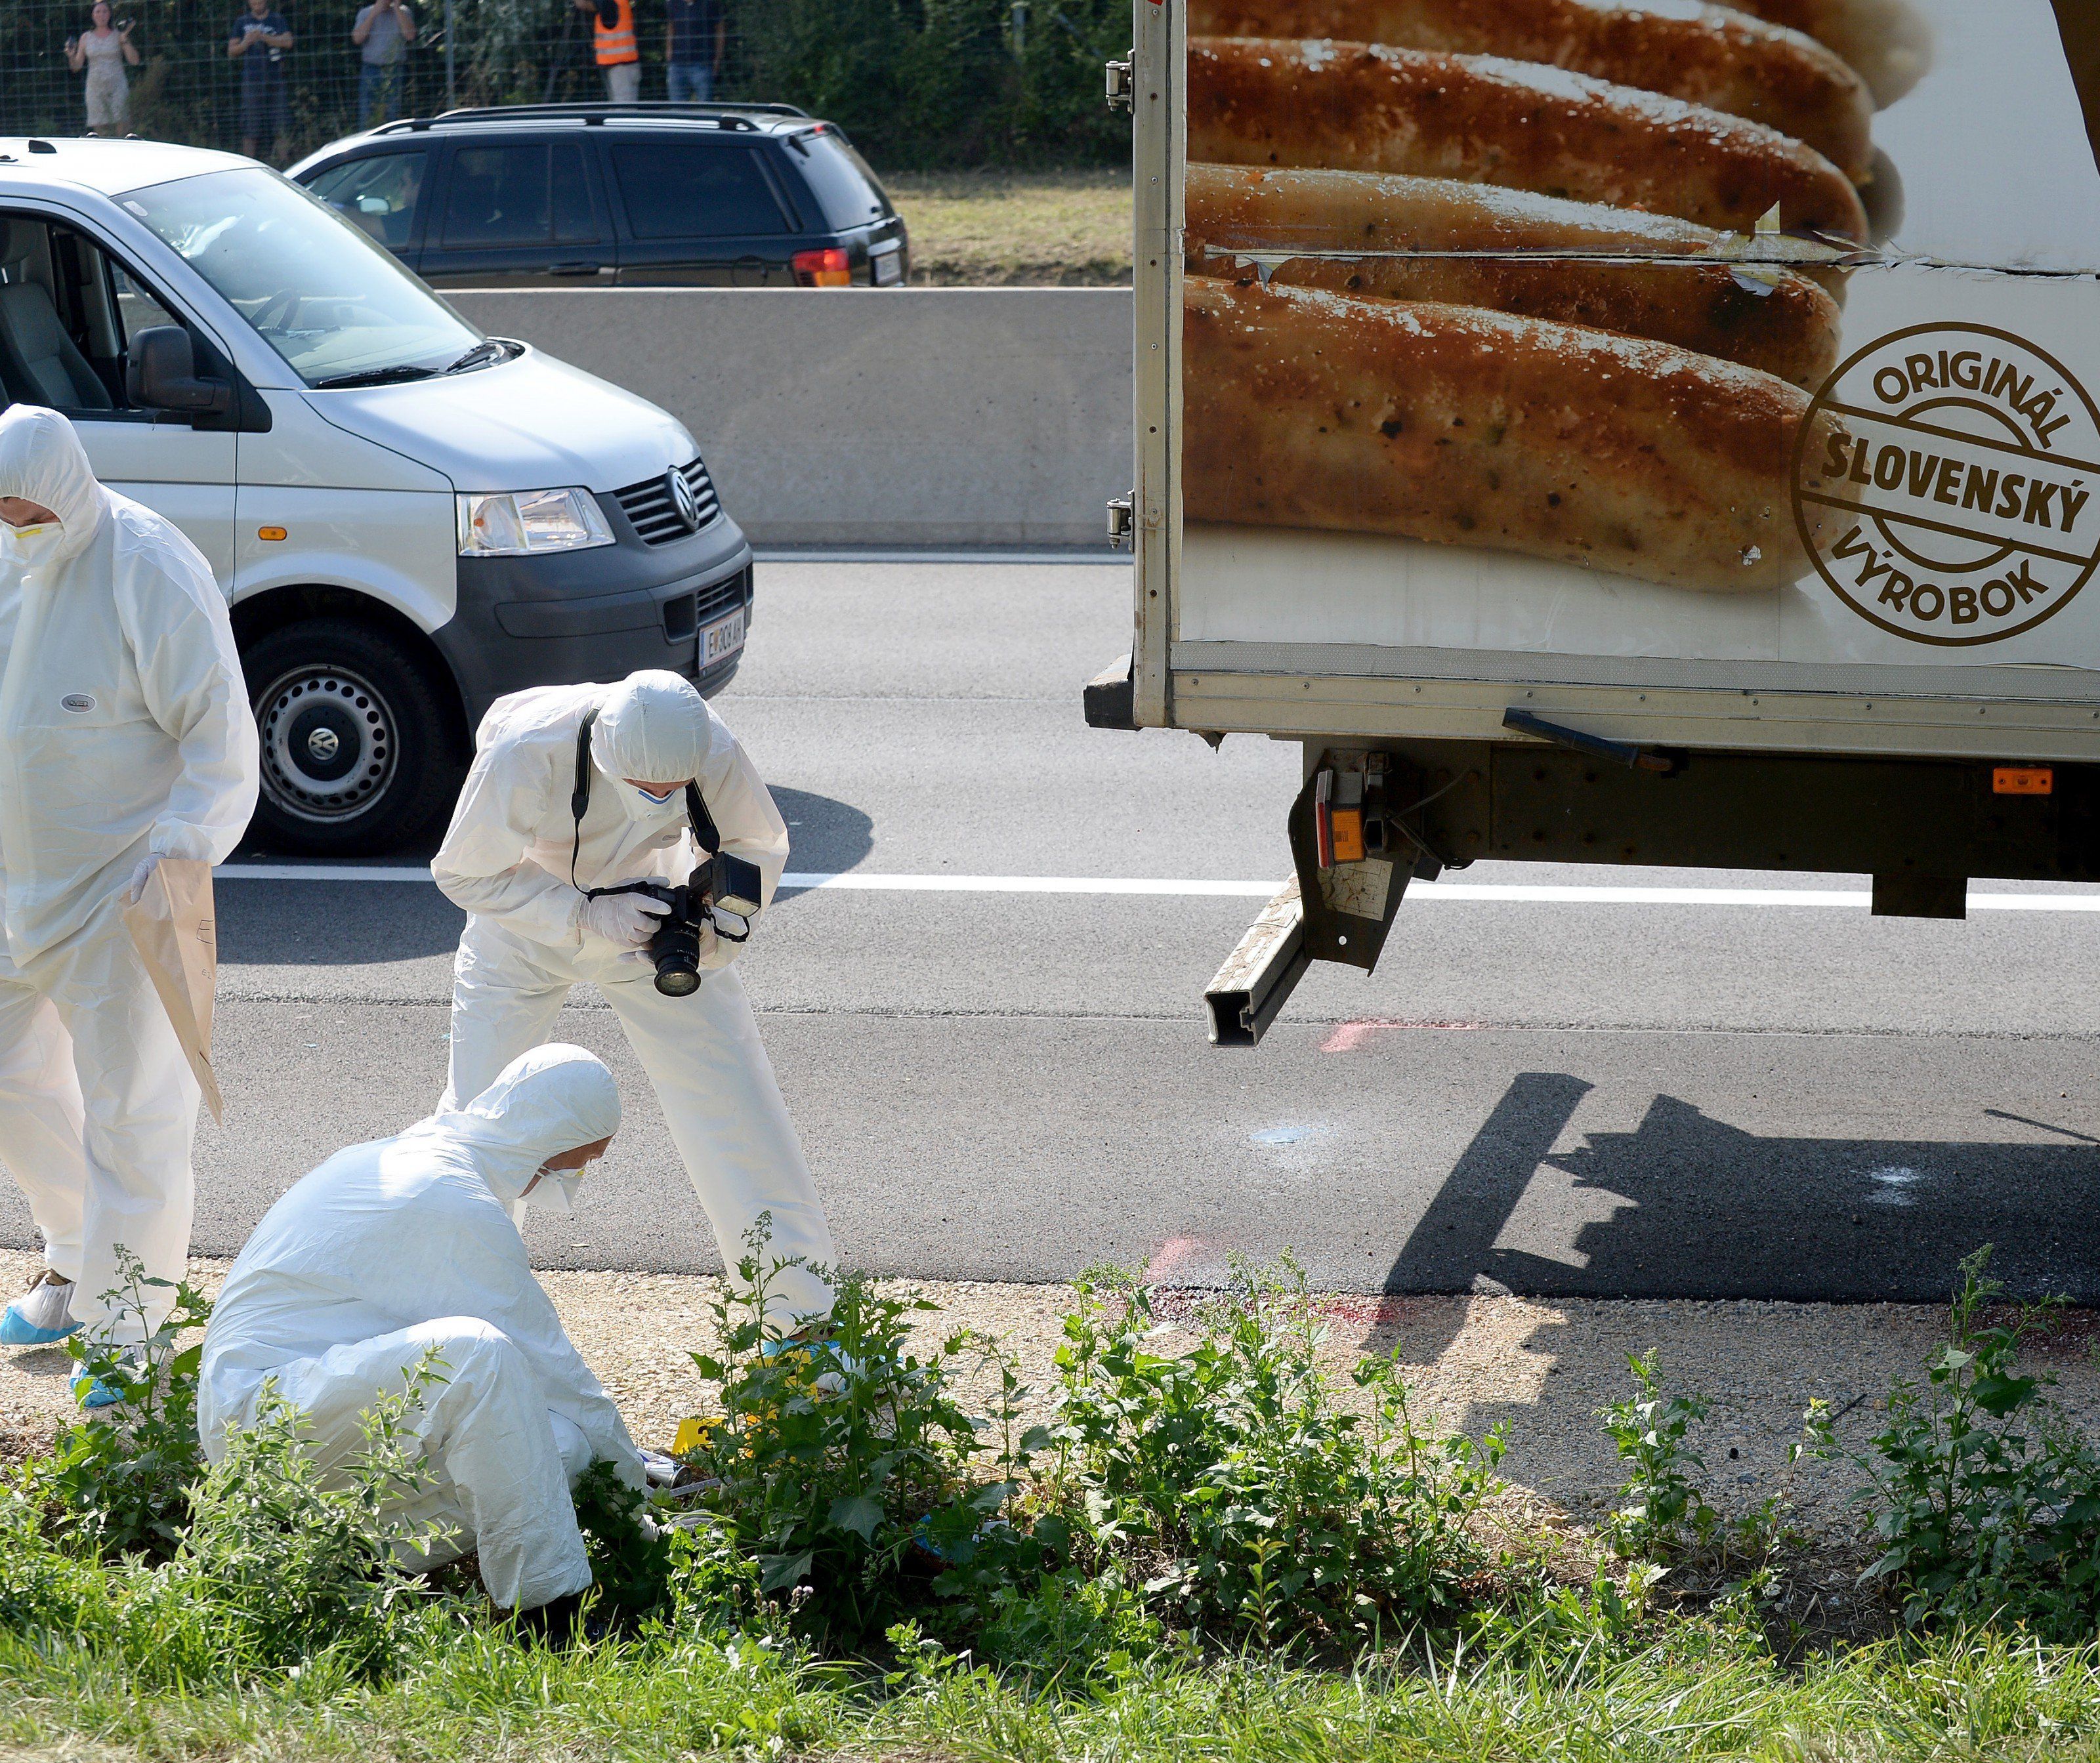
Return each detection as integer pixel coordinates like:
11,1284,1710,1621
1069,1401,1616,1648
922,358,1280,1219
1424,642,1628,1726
0,406,259,1361
199,1044,642,1627
431,669,835,1331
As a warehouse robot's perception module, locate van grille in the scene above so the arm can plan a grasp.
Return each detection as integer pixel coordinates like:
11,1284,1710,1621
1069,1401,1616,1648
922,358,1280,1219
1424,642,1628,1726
663,565,749,641
612,456,721,545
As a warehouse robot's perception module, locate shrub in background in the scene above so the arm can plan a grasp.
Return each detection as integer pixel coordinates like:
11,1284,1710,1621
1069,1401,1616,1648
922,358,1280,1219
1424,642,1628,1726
683,1224,1048,1652
1045,1258,1505,1648
1861,1246,2100,1638
150,1377,452,1679
30,1253,212,1563
4,1374,458,1686
724,0,1131,169
0,0,1132,171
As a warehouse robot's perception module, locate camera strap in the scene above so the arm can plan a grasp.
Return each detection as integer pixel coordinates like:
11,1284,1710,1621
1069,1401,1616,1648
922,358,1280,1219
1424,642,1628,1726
570,706,724,893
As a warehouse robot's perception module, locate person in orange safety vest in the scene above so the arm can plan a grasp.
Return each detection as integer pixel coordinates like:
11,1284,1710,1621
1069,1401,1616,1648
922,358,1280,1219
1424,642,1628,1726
574,0,639,102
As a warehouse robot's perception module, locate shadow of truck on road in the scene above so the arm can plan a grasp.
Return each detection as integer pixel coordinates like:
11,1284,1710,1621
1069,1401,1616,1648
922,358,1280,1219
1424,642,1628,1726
1384,1070,2100,1331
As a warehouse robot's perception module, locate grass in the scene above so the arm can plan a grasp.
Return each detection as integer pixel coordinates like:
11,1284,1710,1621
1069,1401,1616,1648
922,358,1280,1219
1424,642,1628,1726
17,1251,2100,1760
879,168,1132,285
9,1621,2100,1761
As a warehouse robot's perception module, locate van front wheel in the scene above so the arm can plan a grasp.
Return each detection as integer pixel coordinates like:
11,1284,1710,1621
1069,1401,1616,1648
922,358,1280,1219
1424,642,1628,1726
245,619,457,855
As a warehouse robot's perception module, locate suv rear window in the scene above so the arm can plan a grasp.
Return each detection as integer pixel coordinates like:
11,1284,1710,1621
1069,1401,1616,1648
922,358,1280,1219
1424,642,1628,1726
609,140,790,238
788,132,892,230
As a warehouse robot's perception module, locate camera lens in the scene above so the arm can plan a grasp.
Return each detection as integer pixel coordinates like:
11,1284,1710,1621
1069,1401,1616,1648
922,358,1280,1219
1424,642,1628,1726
654,957,701,997
649,907,704,997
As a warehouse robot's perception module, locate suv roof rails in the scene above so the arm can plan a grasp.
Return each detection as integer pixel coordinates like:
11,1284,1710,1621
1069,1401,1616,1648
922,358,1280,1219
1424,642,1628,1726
371,101,812,135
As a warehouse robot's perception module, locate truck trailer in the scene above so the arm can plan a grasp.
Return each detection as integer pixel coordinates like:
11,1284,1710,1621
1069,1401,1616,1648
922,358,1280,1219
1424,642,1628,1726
1087,0,2100,1045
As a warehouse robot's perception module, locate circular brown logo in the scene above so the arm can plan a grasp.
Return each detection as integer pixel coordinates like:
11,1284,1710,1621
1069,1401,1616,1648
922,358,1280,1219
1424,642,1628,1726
1793,323,2100,646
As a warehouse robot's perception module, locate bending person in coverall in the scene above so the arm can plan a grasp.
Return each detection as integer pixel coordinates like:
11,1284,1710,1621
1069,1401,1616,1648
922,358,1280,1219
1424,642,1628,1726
432,670,835,1329
200,1043,642,1624
0,406,259,1357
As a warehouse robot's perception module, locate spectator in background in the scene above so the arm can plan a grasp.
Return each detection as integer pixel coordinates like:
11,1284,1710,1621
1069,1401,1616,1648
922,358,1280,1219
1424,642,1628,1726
574,0,639,104
352,0,415,127
665,0,724,103
66,5,140,136
227,0,293,163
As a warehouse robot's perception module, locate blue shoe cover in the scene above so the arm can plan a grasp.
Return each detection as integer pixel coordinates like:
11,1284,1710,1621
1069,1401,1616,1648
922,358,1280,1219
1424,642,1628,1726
0,1304,81,1347
72,1372,125,1411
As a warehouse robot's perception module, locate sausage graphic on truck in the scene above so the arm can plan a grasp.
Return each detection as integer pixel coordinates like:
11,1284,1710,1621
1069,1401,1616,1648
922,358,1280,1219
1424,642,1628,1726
1086,0,2100,1043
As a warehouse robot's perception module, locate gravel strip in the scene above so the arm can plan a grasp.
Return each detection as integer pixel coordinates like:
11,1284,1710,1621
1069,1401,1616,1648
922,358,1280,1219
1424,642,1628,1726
8,1247,2097,1541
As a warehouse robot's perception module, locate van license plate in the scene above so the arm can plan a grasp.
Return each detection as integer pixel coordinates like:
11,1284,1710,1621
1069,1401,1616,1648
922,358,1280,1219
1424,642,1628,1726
873,251,902,286
702,607,747,665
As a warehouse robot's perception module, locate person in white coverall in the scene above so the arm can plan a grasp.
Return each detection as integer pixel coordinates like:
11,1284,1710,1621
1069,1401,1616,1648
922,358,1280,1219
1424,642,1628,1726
0,406,259,1355
200,1043,641,1621
432,670,835,1328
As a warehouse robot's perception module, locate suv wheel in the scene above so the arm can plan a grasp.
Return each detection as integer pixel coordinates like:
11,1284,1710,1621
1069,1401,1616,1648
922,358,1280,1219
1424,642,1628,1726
245,618,458,855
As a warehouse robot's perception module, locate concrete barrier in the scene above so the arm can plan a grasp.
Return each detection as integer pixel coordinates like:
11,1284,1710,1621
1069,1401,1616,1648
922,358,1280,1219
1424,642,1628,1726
448,288,1133,547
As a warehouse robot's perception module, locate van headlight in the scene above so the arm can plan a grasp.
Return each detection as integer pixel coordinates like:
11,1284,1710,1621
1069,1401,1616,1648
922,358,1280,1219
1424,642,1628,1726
456,488,614,556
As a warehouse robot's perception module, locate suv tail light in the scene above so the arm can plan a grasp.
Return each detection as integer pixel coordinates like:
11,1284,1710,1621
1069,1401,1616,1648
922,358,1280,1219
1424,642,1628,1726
792,247,852,288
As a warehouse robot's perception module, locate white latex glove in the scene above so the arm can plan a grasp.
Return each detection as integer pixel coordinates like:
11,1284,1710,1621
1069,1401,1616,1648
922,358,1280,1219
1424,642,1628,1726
579,890,670,949
122,854,162,907
615,915,714,972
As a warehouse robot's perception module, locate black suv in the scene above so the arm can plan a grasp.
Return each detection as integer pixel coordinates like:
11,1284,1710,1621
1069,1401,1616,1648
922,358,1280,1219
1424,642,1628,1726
287,102,908,289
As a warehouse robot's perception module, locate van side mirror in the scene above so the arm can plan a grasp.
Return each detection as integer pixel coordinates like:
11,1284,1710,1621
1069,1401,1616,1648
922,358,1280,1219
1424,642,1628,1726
128,326,231,416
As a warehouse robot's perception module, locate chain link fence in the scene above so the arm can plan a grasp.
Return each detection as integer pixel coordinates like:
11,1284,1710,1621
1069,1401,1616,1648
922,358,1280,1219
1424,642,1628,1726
0,0,1132,170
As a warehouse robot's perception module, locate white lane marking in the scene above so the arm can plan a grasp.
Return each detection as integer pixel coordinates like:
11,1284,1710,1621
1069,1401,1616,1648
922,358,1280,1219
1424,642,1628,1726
220,864,437,881
753,549,1128,566
213,865,2100,911
782,873,1278,896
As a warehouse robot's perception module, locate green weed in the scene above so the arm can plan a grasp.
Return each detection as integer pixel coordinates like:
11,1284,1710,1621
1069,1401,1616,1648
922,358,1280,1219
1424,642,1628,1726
682,1220,1049,1651
28,1249,212,1562
1860,1245,2100,1637
1044,1256,1505,1648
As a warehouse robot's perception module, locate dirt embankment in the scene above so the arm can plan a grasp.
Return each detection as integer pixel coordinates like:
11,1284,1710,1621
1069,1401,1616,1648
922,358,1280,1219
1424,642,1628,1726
12,1245,2099,1550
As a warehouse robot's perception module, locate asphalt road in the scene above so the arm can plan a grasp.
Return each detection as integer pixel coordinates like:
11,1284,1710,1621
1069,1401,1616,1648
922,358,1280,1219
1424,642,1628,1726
9,558,2100,1304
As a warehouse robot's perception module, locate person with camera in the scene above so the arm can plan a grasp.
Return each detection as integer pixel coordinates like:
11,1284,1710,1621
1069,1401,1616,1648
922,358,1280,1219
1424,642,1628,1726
350,0,415,127
430,671,835,1332
226,0,294,164
66,4,141,138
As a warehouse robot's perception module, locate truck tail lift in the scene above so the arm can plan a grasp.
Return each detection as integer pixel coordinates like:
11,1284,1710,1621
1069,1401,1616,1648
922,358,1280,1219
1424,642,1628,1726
1102,703,2091,1048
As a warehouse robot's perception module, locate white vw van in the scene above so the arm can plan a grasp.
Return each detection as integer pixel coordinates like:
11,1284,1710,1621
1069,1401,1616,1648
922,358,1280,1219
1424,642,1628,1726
0,135,753,852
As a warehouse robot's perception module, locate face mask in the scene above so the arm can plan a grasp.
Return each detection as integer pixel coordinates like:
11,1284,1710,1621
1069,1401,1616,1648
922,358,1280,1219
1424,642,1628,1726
1,521,64,571
620,781,684,823
521,1157,595,1213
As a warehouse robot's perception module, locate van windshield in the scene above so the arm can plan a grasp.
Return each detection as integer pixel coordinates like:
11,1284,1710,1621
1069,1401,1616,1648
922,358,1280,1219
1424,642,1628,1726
121,167,483,388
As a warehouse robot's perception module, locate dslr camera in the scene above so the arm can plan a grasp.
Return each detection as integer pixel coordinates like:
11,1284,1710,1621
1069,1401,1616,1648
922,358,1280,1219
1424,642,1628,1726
587,850,764,997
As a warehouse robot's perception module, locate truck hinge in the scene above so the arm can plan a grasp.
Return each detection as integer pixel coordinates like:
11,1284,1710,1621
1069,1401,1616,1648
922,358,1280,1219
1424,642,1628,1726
1104,56,1135,111
1106,493,1135,547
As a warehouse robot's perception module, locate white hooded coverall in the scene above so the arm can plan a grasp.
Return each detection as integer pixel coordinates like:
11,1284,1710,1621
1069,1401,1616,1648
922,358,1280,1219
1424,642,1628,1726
0,407,259,1342
200,1043,642,1613
432,671,835,1325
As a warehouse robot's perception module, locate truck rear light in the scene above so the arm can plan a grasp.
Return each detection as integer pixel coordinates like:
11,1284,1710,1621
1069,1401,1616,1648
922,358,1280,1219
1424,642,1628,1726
1994,766,2054,795
792,247,852,288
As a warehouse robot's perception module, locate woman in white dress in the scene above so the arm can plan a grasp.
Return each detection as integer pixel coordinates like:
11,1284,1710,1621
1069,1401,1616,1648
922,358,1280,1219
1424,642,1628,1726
66,5,140,136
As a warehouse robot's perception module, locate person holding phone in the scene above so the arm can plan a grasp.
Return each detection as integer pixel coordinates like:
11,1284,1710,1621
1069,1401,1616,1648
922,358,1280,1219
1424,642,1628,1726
351,0,415,127
226,0,294,164
66,3,140,137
